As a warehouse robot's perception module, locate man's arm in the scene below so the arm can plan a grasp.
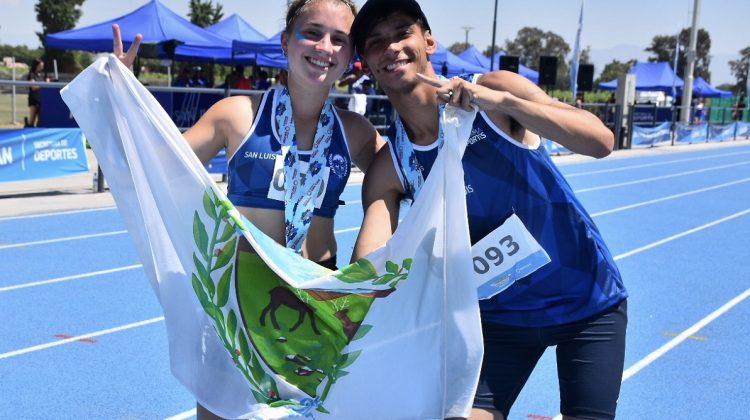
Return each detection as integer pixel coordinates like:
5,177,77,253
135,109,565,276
479,71,613,157
418,71,614,158
351,145,404,262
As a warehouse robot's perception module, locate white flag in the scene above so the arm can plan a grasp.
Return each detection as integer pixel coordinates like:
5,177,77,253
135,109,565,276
61,56,482,419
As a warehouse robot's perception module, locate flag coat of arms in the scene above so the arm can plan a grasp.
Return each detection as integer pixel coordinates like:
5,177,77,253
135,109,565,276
61,56,482,419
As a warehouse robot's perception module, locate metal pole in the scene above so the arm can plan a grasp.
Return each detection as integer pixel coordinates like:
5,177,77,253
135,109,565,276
461,26,473,46
11,56,16,125
679,0,700,123
490,0,498,71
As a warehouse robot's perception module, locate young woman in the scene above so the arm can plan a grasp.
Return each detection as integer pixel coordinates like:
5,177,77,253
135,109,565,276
26,58,46,127
113,0,382,417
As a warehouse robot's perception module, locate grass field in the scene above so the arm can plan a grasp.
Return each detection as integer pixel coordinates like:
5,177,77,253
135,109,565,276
0,91,27,127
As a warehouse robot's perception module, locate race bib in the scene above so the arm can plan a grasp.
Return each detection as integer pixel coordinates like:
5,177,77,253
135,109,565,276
267,151,329,209
472,213,550,299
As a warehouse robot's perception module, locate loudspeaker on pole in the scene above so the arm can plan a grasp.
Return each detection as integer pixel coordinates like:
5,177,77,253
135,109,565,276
499,55,519,74
538,56,558,86
577,64,594,92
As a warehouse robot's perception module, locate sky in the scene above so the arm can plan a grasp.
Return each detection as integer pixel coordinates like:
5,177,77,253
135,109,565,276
0,0,747,85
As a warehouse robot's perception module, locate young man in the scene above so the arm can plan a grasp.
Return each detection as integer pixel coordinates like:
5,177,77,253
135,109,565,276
350,1,628,419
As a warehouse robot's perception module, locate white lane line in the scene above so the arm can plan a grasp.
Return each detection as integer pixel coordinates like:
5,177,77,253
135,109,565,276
622,287,750,381
574,161,750,193
613,209,750,261
0,230,128,250
1,226,360,292
0,223,362,251
0,206,117,222
0,317,164,360
564,150,750,178
551,210,750,420
164,409,196,420
0,264,143,293
552,287,750,420
590,178,750,218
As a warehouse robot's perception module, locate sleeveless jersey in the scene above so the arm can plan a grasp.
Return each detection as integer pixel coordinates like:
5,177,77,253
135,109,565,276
386,107,628,327
227,89,352,218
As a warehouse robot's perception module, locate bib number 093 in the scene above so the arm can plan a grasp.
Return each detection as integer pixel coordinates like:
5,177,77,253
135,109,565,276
472,235,520,275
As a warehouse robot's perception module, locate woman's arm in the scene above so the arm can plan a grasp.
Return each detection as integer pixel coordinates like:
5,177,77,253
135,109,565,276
338,109,385,173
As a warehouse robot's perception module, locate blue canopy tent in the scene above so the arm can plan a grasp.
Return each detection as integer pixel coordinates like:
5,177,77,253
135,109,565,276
229,32,287,69
684,76,732,98
456,47,541,83
173,13,268,63
46,0,230,56
490,51,539,84
431,44,487,78
232,31,285,56
457,45,491,69
598,62,684,92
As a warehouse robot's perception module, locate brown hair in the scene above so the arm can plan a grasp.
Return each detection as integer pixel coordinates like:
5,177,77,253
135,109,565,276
285,0,357,33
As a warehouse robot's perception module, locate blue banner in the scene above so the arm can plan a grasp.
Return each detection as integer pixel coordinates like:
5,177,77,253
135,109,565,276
709,123,736,142
736,122,750,138
0,128,89,182
632,122,671,147
675,123,708,144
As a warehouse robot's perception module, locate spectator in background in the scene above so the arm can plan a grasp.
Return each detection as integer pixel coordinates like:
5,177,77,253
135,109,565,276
255,70,270,90
733,94,746,121
275,69,288,87
26,58,48,127
191,66,209,87
173,66,192,87
338,60,370,114
224,65,251,91
362,78,377,116
693,97,705,124
338,60,369,94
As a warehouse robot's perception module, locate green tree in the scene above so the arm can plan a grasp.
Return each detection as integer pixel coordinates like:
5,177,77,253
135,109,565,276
595,59,637,86
0,44,45,68
503,27,570,88
35,0,85,73
645,28,712,81
447,42,470,54
482,45,501,58
579,46,591,64
189,0,224,28
728,46,750,93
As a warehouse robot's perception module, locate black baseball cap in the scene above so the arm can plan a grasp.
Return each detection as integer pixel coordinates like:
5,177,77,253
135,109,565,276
351,0,431,55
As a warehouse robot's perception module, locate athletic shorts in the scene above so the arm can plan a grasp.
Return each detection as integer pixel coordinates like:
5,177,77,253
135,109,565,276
28,95,40,108
473,299,627,420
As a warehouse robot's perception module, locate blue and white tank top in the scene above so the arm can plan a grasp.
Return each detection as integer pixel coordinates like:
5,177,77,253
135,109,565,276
386,97,627,327
227,89,352,218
